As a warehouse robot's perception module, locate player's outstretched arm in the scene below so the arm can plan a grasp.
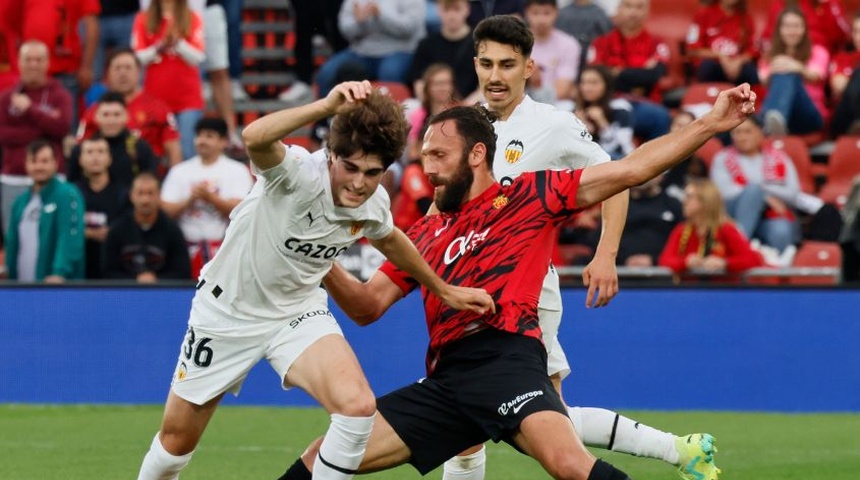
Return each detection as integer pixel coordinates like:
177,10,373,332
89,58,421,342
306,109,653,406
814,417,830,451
577,83,756,208
370,228,497,315
323,263,404,326
242,80,376,171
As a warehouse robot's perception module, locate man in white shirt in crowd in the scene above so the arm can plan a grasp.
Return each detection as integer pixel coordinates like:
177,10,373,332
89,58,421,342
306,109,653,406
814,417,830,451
160,117,253,277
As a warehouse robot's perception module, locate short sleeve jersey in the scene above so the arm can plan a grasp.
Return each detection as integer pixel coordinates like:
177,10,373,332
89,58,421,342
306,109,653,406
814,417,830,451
491,96,610,311
198,146,394,321
380,169,585,372
589,28,671,69
686,4,757,62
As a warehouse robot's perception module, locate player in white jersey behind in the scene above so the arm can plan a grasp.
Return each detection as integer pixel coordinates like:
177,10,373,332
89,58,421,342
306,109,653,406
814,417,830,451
441,15,720,480
136,81,495,480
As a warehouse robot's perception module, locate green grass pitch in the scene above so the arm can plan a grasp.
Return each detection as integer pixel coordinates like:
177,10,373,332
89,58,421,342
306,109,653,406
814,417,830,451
2,405,859,479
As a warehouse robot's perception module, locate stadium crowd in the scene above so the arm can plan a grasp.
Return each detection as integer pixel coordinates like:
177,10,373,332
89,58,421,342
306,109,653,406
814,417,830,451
0,0,859,284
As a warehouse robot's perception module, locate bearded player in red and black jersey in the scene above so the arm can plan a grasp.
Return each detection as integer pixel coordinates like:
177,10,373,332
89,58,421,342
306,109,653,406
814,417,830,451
277,83,756,480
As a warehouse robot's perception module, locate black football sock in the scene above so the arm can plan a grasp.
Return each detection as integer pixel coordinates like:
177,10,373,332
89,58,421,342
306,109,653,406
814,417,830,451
587,458,632,480
276,458,311,480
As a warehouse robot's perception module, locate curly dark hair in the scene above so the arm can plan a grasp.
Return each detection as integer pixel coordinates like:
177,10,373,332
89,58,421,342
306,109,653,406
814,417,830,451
473,15,534,57
428,105,498,169
326,89,408,169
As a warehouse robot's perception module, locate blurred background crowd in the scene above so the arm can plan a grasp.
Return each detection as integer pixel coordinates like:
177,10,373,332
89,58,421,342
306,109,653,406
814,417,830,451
1,0,859,286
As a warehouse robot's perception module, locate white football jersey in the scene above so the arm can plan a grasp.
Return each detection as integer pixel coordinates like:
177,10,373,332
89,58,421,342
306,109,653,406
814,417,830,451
492,95,610,181
491,96,611,311
197,145,394,321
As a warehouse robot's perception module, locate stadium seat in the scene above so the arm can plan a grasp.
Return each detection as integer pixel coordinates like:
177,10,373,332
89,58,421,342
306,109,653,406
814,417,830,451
768,136,816,194
696,137,724,168
681,82,734,109
819,136,860,207
370,81,413,103
789,241,842,285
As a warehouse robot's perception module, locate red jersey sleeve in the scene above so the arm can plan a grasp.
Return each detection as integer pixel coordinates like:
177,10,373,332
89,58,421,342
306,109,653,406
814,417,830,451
719,223,765,273
131,13,160,51
686,9,710,51
534,169,584,219
658,224,688,273
83,0,101,16
379,259,418,295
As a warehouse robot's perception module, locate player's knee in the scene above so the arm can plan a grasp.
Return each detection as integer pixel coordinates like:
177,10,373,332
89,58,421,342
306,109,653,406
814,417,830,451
542,452,593,480
158,430,198,456
331,388,376,417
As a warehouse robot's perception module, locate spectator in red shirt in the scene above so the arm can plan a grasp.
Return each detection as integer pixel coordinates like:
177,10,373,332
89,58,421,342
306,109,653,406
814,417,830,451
131,0,205,161
0,40,72,237
50,0,100,130
588,0,671,141
830,12,860,136
589,0,670,98
761,0,850,55
0,0,59,91
686,0,759,85
77,48,182,169
659,178,764,278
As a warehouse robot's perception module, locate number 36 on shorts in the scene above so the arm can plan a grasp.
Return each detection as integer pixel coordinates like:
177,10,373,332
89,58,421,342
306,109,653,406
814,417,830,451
183,326,214,368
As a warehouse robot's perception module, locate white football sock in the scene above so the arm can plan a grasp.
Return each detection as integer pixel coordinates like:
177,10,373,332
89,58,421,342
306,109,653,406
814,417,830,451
442,445,486,480
569,407,679,464
137,432,194,480
312,413,375,480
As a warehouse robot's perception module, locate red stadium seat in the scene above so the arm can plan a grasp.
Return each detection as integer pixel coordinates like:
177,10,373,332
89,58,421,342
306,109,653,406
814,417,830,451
768,136,816,194
681,82,734,108
788,241,842,285
370,81,413,103
819,136,860,207
696,137,724,168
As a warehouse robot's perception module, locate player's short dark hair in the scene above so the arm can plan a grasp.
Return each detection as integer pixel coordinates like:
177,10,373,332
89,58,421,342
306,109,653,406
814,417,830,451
105,47,142,70
194,117,228,138
327,89,408,169
525,0,557,8
473,15,534,57
97,91,126,108
427,105,498,169
26,139,54,159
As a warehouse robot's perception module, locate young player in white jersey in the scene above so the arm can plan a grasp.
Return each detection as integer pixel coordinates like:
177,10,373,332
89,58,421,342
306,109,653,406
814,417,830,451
441,16,720,480
136,81,495,480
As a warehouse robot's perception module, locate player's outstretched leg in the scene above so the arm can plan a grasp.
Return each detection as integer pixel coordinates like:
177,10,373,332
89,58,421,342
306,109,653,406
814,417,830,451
442,445,486,480
568,407,720,480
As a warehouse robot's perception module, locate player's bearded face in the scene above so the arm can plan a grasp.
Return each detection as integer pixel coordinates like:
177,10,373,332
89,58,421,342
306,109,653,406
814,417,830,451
430,151,473,213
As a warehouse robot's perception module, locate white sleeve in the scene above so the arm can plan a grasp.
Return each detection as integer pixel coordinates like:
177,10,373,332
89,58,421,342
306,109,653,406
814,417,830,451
256,145,320,196
160,167,187,203
557,112,611,168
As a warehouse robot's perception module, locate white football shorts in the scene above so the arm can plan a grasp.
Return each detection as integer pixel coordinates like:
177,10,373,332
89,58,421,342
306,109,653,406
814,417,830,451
170,295,343,405
540,307,571,380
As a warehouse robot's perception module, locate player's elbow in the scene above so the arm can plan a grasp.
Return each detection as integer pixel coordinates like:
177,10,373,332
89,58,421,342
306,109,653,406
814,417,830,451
351,308,383,326
241,123,267,151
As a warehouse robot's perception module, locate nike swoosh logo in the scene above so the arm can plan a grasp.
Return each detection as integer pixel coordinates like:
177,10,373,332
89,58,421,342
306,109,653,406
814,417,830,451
435,224,449,236
512,397,537,414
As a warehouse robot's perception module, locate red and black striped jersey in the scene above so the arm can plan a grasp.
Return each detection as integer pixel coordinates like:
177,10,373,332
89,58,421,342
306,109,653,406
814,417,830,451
379,169,585,373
